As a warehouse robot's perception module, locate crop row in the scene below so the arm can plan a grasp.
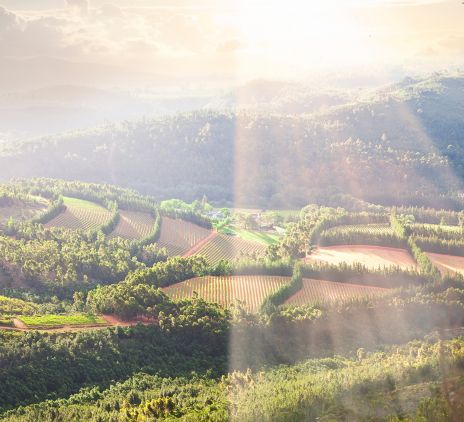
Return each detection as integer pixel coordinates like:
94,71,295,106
157,217,212,256
194,234,267,265
109,210,155,240
323,224,395,237
163,275,288,312
285,278,389,306
45,197,112,231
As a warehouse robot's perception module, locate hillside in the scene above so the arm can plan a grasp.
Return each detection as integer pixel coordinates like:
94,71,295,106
0,73,463,208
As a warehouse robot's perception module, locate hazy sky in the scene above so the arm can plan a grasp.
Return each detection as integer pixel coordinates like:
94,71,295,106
0,0,463,88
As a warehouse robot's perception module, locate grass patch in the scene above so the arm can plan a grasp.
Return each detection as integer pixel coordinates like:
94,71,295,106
19,314,107,327
220,226,281,245
62,196,103,210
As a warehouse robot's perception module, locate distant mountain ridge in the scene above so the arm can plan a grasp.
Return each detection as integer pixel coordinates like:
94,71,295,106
1,72,463,209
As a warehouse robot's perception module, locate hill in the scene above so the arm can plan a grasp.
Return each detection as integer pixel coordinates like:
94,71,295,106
0,73,463,208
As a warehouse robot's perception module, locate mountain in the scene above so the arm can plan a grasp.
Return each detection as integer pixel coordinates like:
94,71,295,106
0,73,463,208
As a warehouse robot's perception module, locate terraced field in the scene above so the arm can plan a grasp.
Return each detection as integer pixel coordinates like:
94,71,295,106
285,278,389,306
109,210,155,240
194,233,268,265
157,217,212,256
306,245,417,270
45,197,112,231
426,252,464,276
162,275,289,312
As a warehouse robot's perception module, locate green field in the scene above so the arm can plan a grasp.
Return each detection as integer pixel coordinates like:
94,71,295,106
220,226,280,245
19,314,107,327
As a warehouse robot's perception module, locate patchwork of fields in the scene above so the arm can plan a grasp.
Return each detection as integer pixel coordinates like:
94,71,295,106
110,209,155,240
194,233,267,265
45,197,112,231
162,275,288,312
285,278,389,306
163,275,390,312
158,217,212,256
306,245,417,270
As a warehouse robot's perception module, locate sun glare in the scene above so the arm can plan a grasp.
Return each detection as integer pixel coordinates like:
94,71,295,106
233,0,375,73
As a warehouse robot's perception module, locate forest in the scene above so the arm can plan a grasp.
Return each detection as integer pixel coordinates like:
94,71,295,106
0,74,464,209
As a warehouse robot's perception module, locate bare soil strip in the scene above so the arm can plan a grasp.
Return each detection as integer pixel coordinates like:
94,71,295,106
306,245,417,270
426,252,464,276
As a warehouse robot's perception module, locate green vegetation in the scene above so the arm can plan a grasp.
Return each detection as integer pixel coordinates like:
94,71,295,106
219,226,280,245
18,314,107,327
1,179,464,420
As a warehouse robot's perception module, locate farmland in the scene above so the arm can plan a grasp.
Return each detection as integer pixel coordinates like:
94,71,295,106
109,209,155,240
323,223,395,237
157,217,212,256
426,252,464,276
285,278,389,306
194,233,268,264
17,314,107,328
411,223,464,241
306,245,417,270
162,275,289,312
45,196,112,231
220,226,280,245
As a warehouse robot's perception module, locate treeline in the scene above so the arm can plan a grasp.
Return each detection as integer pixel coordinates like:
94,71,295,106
309,210,388,245
261,264,302,313
414,236,464,257
410,223,464,241
395,205,462,225
318,230,405,248
159,198,212,229
30,196,64,225
390,211,442,281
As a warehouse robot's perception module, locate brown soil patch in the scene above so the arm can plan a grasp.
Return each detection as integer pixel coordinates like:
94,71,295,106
285,278,389,306
426,252,464,276
306,245,417,270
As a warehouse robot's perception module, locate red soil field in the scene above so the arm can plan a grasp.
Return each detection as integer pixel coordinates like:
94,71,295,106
194,233,267,265
157,217,212,256
306,245,417,270
162,275,289,313
426,252,464,276
109,209,155,240
285,278,389,306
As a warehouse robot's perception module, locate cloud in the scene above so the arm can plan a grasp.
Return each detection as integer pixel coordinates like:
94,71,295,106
65,0,89,16
217,39,244,53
